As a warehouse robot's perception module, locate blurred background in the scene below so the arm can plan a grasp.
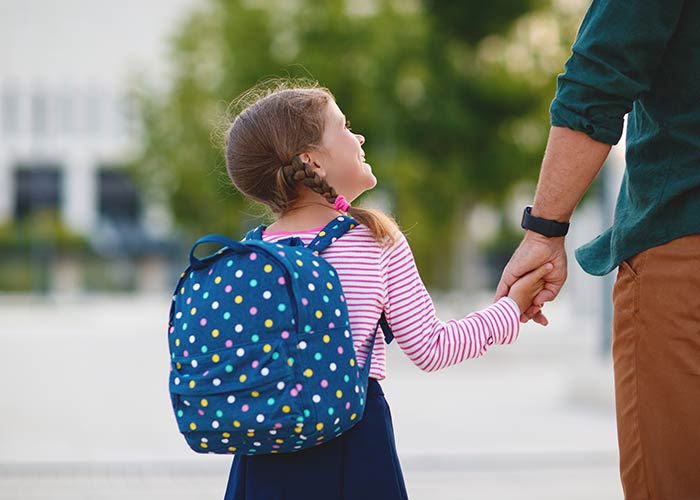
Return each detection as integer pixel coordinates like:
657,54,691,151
1,0,625,498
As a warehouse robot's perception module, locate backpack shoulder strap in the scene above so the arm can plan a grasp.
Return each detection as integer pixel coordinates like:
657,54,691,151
245,225,266,241
308,216,358,253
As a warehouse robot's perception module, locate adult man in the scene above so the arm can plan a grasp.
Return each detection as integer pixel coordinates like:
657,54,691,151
496,1,700,498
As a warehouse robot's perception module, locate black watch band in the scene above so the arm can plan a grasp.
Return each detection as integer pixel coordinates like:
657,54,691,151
521,205,569,237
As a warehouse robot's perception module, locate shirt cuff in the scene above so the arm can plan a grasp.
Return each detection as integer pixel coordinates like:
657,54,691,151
480,297,521,346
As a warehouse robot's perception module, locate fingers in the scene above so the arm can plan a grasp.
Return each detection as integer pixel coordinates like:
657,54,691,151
495,270,515,301
520,305,549,326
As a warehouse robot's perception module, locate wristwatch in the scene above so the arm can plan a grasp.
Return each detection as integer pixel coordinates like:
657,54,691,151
521,205,569,237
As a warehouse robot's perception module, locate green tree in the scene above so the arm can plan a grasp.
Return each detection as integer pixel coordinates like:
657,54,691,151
132,0,568,287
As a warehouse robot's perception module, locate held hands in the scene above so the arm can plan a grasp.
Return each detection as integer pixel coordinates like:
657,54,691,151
497,231,568,325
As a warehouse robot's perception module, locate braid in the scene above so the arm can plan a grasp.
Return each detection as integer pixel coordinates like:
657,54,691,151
282,155,338,206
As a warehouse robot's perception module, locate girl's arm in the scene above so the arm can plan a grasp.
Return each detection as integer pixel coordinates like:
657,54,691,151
381,233,520,372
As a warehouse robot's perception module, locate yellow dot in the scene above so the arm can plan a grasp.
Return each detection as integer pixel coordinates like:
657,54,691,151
189,422,197,430
271,450,279,454
190,307,197,315
233,420,241,428
215,276,222,284
247,431,254,437
228,446,237,452
180,287,185,295
175,339,181,347
323,335,330,343
264,264,273,273
251,391,259,398
234,295,243,304
222,432,231,438
316,436,324,441
287,358,294,366
294,427,303,433
315,310,323,319
212,354,220,363
263,344,272,353
326,282,333,290
296,259,303,266
175,362,182,369
275,439,284,444
316,423,324,431
180,272,186,278
282,405,291,413
350,224,356,229
349,359,355,367
200,399,208,407
336,390,343,398
239,374,247,383
264,319,273,328
189,380,196,389
212,329,220,338
319,231,326,236
303,369,313,377
200,443,208,449
350,413,357,421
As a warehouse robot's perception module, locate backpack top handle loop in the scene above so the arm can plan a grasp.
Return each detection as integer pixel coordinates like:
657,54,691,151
189,234,248,269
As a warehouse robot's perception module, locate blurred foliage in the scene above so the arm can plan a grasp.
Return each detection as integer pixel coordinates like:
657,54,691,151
131,0,582,287
0,210,90,255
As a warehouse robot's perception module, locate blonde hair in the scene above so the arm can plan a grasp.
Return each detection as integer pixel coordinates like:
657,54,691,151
224,81,398,245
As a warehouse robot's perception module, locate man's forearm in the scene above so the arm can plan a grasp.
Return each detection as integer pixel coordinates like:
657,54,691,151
532,126,612,222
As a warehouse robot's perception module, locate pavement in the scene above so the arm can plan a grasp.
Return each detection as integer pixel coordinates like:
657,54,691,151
0,291,623,499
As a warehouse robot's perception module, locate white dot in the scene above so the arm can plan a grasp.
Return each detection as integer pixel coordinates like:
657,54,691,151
308,283,315,292
263,291,272,299
277,381,286,390
254,441,261,446
174,377,180,385
235,270,243,278
312,261,320,267
261,367,270,376
312,395,321,403
334,418,340,425
212,421,220,429
256,414,265,423
212,301,220,310
355,385,360,393
227,395,236,404
175,312,183,319
191,359,198,368
183,400,191,407
297,341,307,350
335,309,341,317
236,348,245,357
221,439,229,444
201,437,209,443
269,430,277,435
213,378,221,386
329,363,337,372
189,335,196,343
193,283,201,291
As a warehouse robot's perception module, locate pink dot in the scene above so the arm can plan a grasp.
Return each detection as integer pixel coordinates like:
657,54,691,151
200,318,207,326
321,380,328,388
295,383,302,391
225,340,233,348
251,360,259,368
340,296,345,302
241,404,249,412
272,445,280,449
345,402,351,410
225,285,232,293
281,331,290,339
198,409,205,416
337,347,344,355
290,389,298,397
328,322,335,328
169,326,174,334
278,277,286,285
312,271,319,278
278,251,285,257
186,297,192,305
249,253,257,261
301,298,309,306
183,350,189,357
203,370,209,376
274,423,283,429
249,307,258,315
208,269,214,275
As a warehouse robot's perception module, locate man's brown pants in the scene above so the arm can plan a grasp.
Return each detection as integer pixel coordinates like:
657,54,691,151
613,234,700,499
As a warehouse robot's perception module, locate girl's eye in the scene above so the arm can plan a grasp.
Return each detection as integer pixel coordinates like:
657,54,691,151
345,120,352,131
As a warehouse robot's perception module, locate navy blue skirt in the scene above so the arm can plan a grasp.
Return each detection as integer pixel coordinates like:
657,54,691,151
224,378,408,500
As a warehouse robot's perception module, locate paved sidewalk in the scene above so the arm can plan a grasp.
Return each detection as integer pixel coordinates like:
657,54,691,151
0,293,622,499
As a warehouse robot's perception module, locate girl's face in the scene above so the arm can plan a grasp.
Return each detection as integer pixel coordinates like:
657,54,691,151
307,100,377,202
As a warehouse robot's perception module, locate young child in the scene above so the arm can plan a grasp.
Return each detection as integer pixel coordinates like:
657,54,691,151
221,82,550,500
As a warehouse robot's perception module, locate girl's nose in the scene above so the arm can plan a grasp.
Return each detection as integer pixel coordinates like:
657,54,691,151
356,134,365,145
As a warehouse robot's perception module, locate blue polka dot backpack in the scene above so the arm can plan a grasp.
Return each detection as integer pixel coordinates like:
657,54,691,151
167,216,389,455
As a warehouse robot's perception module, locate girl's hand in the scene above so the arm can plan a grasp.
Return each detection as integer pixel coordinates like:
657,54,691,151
507,263,554,321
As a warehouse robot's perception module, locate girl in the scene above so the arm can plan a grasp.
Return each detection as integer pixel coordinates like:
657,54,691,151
222,82,550,500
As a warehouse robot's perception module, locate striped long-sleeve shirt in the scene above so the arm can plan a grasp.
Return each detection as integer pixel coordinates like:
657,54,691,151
263,224,520,380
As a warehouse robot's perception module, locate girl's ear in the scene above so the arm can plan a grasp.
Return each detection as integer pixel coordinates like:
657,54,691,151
299,152,325,178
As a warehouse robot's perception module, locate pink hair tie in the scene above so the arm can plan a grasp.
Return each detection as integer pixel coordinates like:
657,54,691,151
334,195,351,213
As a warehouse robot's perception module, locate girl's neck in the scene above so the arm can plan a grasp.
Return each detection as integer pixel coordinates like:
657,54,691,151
267,200,342,233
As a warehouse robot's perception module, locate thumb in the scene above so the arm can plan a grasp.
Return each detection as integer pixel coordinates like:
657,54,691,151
527,262,554,282
495,270,516,301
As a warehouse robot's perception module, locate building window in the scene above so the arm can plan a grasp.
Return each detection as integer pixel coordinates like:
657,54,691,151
2,89,20,136
14,166,63,219
98,168,141,223
31,92,49,136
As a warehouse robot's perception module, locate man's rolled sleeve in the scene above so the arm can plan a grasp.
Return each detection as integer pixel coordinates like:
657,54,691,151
550,0,685,145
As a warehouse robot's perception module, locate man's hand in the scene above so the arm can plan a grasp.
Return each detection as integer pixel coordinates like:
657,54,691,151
496,231,568,325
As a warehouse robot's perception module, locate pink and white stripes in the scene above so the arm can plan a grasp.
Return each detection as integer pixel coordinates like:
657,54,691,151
263,225,520,380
